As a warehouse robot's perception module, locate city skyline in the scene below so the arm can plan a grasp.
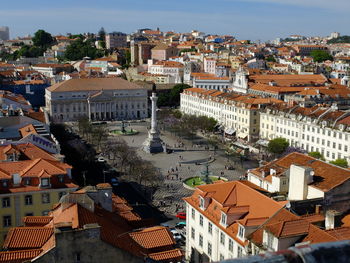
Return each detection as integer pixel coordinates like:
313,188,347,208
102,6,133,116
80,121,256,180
0,0,349,41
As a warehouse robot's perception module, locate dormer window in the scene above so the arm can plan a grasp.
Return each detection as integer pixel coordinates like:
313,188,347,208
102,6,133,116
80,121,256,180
199,197,205,209
23,178,31,186
221,212,227,226
2,180,8,188
41,178,50,187
58,175,64,183
238,225,245,239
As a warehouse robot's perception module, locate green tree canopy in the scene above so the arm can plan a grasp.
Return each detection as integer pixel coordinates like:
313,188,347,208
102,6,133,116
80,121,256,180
64,39,104,61
32,30,55,49
308,151,325,161
265,55,276,62
169,84,191,105
330,158,348,168
310,50,333,63
17,45,44,58
327,36,350,44
267,137,289,155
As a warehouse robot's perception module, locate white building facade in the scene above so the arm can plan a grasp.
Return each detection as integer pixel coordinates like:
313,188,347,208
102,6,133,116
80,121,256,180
259,105,350,162
45,78,148,122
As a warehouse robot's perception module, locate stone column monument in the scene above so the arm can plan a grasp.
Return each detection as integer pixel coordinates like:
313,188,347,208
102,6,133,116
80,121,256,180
143,92,164,153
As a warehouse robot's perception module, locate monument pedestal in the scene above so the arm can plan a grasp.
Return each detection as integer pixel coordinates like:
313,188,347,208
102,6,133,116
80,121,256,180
143,134,164,153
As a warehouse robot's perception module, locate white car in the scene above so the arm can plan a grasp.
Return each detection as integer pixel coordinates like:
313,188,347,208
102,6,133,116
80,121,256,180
170,229,182,241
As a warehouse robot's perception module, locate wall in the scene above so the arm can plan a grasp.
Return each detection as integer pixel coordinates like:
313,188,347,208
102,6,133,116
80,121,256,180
35,226,143,263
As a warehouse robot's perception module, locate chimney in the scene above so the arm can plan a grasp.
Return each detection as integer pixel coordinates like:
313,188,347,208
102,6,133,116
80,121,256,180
325,210,341,230
288,165,314,200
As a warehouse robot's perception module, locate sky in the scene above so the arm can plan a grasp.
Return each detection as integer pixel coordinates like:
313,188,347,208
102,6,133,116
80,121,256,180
0,0,349,41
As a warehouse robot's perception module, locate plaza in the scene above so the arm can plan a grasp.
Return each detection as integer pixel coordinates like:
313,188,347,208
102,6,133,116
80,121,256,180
108,121,258,215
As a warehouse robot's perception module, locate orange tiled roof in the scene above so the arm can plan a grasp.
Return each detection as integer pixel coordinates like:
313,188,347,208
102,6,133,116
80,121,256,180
0,143,56,161
0,249,42,263
148,249,183,261
128,226,175,249
3,227,54,249
23,216,53,227
250,152,350,192
184,181,286,245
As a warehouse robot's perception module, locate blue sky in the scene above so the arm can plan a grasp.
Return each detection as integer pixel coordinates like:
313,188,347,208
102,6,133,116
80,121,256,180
0,0,349,41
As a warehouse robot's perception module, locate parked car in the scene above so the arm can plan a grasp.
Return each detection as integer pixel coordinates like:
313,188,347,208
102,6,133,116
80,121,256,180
170,229,182,242
97,157,106,163
110,178,119,186
176,212,186,220
175,222,186,229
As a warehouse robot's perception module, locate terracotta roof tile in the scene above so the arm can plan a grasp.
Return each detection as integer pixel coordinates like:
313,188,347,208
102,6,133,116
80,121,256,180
129,226,175,249
0,249,42,263
148,249,183,261
3,227,54,249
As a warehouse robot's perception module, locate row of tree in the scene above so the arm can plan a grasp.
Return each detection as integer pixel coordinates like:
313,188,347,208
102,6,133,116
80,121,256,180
77,117,163,190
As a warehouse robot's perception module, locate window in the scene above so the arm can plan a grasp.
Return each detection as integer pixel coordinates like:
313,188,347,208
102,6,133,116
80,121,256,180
207,242,212,256
42,193,50,204
229,239,234,252
191,227,195,239
42,210,49,216
199,234,203,247
25,213,34,217
237,246,243,258
221,213,227,225
23,177,31,185
220,232,225,245
199,215,203,226
2,180,8,187
25,195,33,205
58,175,64,183
199,197,204,209
3,216,11,227
238,225,245,238
220,254,224,261
2,197,10,208
208,222,213,234
41,178,50,187
267,233,274,249
75,252,81,262
191,208,195,219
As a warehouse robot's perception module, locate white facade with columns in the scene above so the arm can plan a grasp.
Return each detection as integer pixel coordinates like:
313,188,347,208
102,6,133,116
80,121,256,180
45,78,148,122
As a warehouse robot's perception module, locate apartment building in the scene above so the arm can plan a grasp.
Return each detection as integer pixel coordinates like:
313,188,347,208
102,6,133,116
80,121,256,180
0,151,78,244
183,181,287,262
259,104,350,162
148,60,184,83
105,32,127,49
45,78,148,122
180,88,282,142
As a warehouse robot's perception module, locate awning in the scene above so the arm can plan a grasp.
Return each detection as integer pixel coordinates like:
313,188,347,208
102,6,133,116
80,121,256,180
237,133,247,139
224,128,236,135
256,139,269,147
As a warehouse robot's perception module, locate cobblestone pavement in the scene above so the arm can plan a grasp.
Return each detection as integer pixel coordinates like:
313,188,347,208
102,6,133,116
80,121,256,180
108,122,258,216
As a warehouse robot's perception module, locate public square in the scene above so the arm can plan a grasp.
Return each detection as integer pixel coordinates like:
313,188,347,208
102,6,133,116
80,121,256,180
108,121,258,216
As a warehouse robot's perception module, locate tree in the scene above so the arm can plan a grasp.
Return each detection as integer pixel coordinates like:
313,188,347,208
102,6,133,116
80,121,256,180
330,159,348,168
64,38,104,60
308,151,325,161
265,55,276,62
32,30,54,49
98,27,106,41
169,84,191,106
267,138,289,155
17,45,44,58
310,50,333,63
327,36,350,44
